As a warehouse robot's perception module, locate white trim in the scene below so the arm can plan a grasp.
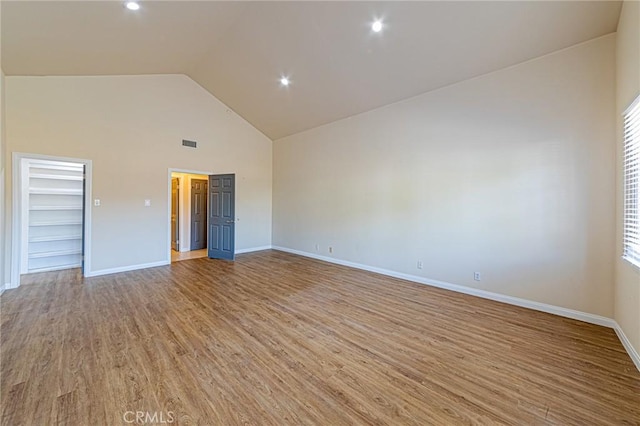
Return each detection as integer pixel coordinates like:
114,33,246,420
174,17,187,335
235,245,272,254
272,246,615,327
169,174,186,252
177,175,187,252
613,323,640,372
19,159,29,274
272,246,640,372
85,260,170,278
621,255,640,272
623,92,640,115
170,167,220,177
167,170,174,263
11,153,93,288
0,284,5,295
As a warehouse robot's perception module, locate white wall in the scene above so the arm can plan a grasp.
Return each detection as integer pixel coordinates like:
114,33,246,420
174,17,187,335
6,74,272,276
615,1,640,358
273,35,616,317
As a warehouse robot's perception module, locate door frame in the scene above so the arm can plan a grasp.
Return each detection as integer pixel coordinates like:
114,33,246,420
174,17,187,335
171,177,180,251
189,178,208,251
10,152,93,289
166,168,215,263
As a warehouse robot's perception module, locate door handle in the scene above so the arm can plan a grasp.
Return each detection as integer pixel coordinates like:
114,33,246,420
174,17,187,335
225,220,235,223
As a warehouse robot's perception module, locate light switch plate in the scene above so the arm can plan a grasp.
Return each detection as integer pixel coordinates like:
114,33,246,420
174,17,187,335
144,199,151,207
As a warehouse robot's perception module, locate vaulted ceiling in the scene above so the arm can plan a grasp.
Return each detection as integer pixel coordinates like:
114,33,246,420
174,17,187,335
1,1,622,139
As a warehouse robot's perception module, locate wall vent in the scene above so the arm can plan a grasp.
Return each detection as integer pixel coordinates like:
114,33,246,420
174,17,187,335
182,139,197,148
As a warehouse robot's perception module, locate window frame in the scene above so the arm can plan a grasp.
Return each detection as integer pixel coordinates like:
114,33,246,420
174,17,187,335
622,94,640,269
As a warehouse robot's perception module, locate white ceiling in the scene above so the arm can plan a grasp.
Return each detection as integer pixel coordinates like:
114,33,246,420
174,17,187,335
2,1,622,139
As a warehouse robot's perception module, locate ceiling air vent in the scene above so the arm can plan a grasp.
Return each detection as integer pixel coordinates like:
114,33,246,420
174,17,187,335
182,139,197,148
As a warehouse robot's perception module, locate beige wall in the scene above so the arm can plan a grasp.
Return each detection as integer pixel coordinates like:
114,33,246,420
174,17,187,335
6,74,272,275
615,1,640,357
273,35,616,317
1,67,6,288
1,2,6,288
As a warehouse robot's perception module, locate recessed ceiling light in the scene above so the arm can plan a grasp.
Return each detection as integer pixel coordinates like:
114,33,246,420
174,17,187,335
372,20,383,33
125,1,140,11
280,77,290,87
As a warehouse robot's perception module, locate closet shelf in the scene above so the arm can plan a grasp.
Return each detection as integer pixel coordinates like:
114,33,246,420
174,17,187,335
30,221,82,227
30,173,84,181
28,249,82,259
29,188,83,195
29,205,83,211
28,263,82,273
29,235,82,243
29,163,83,173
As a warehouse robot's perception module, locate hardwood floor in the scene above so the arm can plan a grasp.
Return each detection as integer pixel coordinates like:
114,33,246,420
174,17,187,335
1,250,639,425
171,249,208,263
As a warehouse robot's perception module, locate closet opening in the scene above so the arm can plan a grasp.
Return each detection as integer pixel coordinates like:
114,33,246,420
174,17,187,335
11,154,92,288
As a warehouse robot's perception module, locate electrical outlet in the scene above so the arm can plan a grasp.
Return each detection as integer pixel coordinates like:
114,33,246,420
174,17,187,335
417,261,423,269
328,246,333,254
315,244,319,251
474,272,481,281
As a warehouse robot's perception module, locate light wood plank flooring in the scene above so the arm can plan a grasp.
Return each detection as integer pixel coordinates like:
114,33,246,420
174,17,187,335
171,249,208,263
2,250,639,425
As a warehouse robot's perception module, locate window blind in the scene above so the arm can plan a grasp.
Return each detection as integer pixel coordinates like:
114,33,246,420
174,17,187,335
623,95,640,268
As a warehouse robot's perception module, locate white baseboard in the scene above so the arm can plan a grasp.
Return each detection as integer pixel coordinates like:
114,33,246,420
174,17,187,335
85,260,171,278
272,246,639,371
235,245,272,254
0,283,5,295
272,246,614,326
613,323,640,372
87,246,270,278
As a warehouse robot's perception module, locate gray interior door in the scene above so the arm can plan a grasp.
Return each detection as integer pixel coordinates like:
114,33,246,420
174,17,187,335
171,177,179,251
190,179,207,250
208,174,235,260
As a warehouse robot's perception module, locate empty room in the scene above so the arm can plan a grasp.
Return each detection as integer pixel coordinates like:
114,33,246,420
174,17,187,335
1,1,639,424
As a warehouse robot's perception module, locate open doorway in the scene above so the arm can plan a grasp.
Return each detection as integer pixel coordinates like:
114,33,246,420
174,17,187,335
169,171,210,263
167,168,236,264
